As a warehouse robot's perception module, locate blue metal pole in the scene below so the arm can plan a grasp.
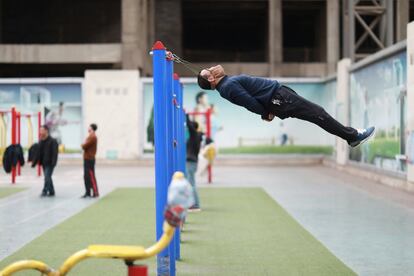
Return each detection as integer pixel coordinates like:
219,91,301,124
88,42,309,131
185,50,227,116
175,77,185,174
172,74,179,174
165,56,176,276
173,74,181,260
152,41,170,276
181,83,187,175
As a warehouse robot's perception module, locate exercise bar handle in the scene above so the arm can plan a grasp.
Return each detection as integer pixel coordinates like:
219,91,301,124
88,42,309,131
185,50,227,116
0,222,176,276
0,260,55,276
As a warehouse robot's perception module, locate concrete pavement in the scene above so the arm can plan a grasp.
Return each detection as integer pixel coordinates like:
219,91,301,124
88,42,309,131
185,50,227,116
1,163,414,275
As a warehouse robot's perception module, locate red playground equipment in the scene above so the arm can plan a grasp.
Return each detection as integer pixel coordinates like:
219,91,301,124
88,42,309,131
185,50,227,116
186,109,213,183
0,107,42,184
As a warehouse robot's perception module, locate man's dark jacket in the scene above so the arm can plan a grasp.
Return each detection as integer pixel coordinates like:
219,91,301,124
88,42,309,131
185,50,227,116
2,144,25,173
186,116,202,163
28,143,40,168
39,136,59,167
216,75,282,119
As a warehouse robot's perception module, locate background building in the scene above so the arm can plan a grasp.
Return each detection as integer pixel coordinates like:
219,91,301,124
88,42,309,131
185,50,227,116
0,0,413,78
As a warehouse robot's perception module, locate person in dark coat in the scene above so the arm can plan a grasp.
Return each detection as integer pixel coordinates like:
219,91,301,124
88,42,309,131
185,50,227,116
38,125,59,197
28,143,40,165
186,115,203,211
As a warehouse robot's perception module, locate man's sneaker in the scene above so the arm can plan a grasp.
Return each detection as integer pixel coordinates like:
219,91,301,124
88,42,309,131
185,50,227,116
188,206,201,212
348,126,375,147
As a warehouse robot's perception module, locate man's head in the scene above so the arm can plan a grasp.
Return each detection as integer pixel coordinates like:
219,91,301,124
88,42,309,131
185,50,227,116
192,121,199,131
197,74,212,90
89,123,97,134
197,65,225,90
195,91,207,105
40,125,49,140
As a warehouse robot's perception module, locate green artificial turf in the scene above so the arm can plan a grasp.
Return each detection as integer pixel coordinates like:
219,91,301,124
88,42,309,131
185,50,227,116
0,188,355,276
0,187,26,199
219,145,333,155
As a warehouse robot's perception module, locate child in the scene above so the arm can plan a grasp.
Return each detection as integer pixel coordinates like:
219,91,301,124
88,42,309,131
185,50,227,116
198,138,217,177
186,115,202,211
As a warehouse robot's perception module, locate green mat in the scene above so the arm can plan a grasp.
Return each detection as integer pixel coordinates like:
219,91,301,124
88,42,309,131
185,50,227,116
0,188,355,275
0,187,26,199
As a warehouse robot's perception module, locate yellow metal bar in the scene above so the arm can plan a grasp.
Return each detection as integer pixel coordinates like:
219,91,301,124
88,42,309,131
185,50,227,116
144,222,175,258
0,114,6,157
0,260,54,276
58,222,175,275
27,116,33,147
1,222,176,276
58,249,89,275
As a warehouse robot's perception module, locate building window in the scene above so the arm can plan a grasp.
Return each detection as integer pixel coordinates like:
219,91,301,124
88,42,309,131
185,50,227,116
282,0,326,62
182,0,268,62
1,0,121,43
410,0,414,22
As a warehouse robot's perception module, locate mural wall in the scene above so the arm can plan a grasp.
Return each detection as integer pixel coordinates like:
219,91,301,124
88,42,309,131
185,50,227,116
0,83,82,151
349,51,407,172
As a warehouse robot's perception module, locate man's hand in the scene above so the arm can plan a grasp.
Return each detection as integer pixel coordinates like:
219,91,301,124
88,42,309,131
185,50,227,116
263,113,275,122
209,65,225,79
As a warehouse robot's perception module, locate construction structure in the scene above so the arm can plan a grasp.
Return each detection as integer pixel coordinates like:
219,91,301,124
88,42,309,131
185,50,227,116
0,0,412,77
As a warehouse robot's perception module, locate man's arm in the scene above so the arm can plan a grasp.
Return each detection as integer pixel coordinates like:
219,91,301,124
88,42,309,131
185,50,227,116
186,115,197,137
226,81,267,116
52,139,59,167
82,136,94,150
262,113,275,122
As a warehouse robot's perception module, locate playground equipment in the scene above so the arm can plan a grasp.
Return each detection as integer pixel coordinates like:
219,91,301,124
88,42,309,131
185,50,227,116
0,111,8,157
16,111,40,176
0,107,41,183
187,109,213,183
1,41,188,276
152,41,187,276
0,41,188,276
0,172,193,276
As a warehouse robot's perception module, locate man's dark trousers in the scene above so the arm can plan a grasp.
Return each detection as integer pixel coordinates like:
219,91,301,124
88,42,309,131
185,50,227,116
84,159,99,196
42,165,55,195
269,85,358,142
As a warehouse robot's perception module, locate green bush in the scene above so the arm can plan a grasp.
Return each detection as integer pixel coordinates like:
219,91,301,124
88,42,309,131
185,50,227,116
366,138,400,163
219,145,333,155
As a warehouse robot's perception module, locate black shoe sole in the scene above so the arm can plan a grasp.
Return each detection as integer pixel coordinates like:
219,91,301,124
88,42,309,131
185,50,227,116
350,128,376,147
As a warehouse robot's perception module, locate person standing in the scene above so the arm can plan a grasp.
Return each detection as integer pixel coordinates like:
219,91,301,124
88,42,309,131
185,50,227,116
279,122,288,146
39,125,59,197
186,115,202,211
81,124,99,198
